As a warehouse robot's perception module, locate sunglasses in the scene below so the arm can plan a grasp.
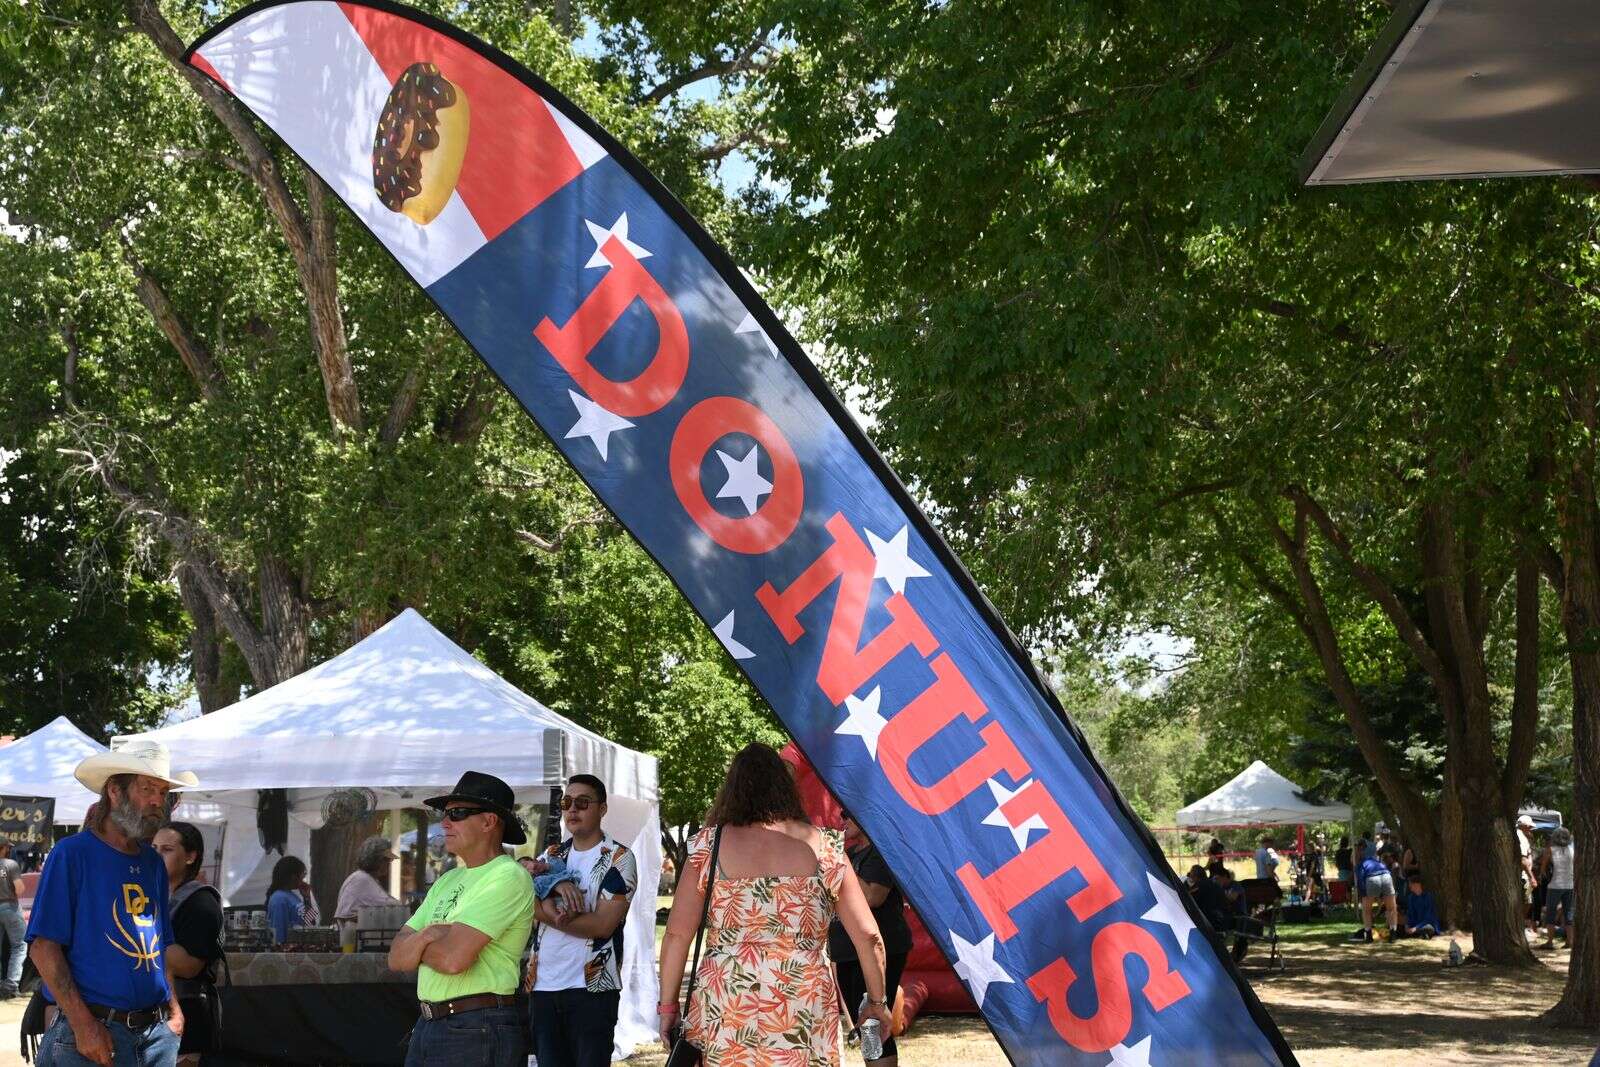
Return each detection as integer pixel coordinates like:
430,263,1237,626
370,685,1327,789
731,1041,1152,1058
559,795,598,812
440,806,488,823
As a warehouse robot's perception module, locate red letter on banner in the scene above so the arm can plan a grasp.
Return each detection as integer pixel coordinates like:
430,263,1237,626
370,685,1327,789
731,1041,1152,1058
533,235,689,418
878,653,1031,815
669,396,803,555
755,512,937,704
1025,923,1191,1053
955,780,1121,939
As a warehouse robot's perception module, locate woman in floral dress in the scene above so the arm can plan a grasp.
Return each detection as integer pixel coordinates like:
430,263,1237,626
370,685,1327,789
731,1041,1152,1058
657,743,893,1066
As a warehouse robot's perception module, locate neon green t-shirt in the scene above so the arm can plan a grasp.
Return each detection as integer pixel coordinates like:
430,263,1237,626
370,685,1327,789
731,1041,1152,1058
405,854,534,1001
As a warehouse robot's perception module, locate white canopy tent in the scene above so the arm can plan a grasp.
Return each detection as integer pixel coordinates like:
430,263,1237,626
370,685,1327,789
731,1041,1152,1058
1176,760,1353,827
124,608,662,1058
0,715,107,825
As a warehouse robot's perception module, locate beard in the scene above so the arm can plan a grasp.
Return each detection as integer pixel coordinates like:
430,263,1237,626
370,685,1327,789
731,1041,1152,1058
107,793,163,842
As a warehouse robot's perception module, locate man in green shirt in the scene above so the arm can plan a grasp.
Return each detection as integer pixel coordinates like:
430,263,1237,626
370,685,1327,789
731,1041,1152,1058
389,772,533,1067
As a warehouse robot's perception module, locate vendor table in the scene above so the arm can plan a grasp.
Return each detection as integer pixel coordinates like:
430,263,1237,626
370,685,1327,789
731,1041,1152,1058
209,952,420,1066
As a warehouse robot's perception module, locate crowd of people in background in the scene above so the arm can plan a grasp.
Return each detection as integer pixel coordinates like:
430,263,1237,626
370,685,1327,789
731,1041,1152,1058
1185,814,1577,958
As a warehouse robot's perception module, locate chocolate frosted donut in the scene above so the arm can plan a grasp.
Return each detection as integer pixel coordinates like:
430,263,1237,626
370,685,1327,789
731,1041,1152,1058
372,61,470,225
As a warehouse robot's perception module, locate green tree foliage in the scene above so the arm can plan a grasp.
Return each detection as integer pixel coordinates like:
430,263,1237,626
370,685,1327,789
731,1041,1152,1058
584,0,1600,971
0,0,766,855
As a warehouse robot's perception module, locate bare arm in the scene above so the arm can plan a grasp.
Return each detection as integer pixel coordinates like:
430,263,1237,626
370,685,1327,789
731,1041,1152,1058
388,924,444,973
657,857,706,1044
859,879,891,909
164,942,208,980
30,938,112,1066
418,923,493,976
162,957,185,1036
835,869,891,1028
549,897,628,941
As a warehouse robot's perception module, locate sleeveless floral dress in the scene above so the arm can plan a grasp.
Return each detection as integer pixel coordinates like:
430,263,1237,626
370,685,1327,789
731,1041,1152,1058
683,825,847,1067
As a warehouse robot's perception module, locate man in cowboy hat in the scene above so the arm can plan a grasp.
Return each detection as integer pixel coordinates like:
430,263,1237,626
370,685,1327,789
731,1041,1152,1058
27,738,198,1067
388,772,533,1067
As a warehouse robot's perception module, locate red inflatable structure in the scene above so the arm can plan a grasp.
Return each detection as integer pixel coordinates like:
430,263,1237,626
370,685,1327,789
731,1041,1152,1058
779,743,978,1027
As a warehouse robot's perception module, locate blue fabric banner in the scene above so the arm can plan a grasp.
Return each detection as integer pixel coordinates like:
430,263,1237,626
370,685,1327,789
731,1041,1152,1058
185,4,1294,1062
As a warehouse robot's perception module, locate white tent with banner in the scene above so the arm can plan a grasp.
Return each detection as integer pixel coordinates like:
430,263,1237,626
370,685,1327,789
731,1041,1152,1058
0,715,107,826
122,608,662,1058
1176,760,1353,827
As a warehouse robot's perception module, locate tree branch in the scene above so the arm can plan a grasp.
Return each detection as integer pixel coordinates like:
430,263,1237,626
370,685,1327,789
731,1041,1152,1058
1502,554,1543,812
643,34,770,104
697,130,788,162
515,511,609,554
120,241,226,401
128,0,359,433
1285,484,1452,688
380,362,427,445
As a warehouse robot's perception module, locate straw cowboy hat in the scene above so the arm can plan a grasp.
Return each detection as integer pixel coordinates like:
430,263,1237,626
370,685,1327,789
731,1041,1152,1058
75,737,199,793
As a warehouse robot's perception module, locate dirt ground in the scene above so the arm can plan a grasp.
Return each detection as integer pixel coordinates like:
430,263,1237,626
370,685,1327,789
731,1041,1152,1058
630,918,1600,1066
1,921,1594,1066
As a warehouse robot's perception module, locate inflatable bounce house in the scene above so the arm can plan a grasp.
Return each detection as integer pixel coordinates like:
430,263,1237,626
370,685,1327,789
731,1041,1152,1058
779,743,977,1032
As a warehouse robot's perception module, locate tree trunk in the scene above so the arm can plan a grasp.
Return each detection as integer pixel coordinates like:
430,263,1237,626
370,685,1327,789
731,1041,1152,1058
257,553,311,686
1548,465,1600,1024
1436,771,1469,931
309,812,385,923
177,564,240,712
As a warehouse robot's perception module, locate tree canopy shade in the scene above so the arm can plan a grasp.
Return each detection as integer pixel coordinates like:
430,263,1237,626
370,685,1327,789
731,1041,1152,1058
1301,0,1600,184
589,0,1600,990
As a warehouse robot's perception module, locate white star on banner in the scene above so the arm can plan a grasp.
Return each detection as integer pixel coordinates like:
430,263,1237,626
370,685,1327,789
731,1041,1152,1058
980,778,1049,852
583,214,652,269
865,525,931,595
1107,1036,1154,1067
735,311,780,357
712,611,755,661
836,687,888,759
949,930,1013,1009
564,390,633,461
714,445,773,515
1139,871,1196,955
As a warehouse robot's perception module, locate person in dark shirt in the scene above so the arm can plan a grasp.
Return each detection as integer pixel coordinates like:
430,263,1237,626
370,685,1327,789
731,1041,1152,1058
1205,839,1227,879
1403,875,1440,938
155,822,223,1061
1186,866,1247,962
829,811,911,1065
1334,837,1353,885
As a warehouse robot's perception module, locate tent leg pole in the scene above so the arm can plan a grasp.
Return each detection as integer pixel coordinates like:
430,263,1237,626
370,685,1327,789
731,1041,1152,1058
387,809,403,899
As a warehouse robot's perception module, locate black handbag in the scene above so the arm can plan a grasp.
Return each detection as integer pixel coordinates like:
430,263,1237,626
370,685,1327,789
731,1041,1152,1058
171,881,229,1054
666,826,722,1067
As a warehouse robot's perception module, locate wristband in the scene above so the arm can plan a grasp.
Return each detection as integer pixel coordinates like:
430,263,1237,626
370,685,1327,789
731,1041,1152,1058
656,1004,680,1015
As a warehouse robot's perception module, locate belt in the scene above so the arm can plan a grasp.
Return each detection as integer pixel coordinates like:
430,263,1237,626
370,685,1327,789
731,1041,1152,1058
418,993,517,1021
85,1003,169,1030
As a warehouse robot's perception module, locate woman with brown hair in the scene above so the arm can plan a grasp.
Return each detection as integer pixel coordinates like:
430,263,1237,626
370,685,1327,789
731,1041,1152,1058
657,743,893,1065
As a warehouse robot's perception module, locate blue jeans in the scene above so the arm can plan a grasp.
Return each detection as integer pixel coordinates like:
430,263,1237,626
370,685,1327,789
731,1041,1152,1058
404,1005,527,1067
36,1011,179,1067
0,903,25,988
529,989,620,1067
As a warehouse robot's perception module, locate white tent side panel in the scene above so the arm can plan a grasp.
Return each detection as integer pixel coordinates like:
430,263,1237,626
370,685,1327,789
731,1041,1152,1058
1175,760,1353,828
0,716,106,825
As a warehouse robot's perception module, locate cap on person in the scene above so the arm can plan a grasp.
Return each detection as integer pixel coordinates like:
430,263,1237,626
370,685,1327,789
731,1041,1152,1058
1517,814,1534,829
357,835,397,871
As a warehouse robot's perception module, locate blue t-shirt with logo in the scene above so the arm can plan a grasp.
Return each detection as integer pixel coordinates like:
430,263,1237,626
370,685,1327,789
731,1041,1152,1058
25,830,172,1010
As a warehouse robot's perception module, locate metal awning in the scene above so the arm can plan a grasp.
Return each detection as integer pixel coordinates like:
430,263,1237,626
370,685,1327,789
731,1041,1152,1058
1301,0,1600,185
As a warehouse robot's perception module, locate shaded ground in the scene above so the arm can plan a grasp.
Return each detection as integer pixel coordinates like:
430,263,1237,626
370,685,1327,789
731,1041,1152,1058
0,916,1593,1065
632,915,1599,1066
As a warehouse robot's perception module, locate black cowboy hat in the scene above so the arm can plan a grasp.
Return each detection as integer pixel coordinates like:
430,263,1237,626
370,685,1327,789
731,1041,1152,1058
424,771,527,845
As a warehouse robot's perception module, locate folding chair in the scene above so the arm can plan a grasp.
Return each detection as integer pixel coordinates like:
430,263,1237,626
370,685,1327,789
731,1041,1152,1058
1235,878,1285,971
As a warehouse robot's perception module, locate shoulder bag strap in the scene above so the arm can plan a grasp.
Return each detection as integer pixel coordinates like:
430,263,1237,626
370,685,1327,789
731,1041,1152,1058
681,826,723,1014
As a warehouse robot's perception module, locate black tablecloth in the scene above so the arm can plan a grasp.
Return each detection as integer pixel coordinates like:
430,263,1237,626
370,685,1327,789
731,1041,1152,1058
205,984,418,1066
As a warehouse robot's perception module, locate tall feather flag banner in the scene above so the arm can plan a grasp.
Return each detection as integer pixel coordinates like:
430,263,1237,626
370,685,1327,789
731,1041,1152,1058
186,4,1294,1063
